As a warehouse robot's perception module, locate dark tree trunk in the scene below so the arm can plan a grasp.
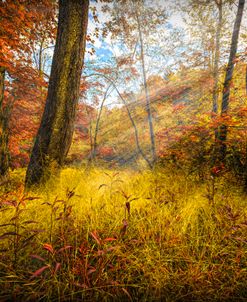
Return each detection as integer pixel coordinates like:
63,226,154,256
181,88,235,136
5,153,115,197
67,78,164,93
25,0,89,187
244,145,247,192
218,0,245,161
0,67,10,180
245,63,247,95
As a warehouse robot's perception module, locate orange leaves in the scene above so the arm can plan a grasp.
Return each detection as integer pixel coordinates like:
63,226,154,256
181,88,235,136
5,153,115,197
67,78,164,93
189,135,199,142
235,106,247,118
0,1,55,170
43,243,54,254
208,113,244,129
172,103,186,113
103,237,117,242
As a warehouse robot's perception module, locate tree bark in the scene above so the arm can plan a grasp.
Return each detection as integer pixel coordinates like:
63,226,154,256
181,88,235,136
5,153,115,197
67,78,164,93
218,0,245,161
0,67,10,179
25,0,89,187
245,63,247,95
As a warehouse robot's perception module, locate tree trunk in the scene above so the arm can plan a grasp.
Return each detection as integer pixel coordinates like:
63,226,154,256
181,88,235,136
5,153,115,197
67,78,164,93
212,0,222,114
90,84,112,162
0,67,10,180
136,12,156,166
244,145,247,192
25,0,89,187
218,0,245,161
86,107,94,162
245,63,247,95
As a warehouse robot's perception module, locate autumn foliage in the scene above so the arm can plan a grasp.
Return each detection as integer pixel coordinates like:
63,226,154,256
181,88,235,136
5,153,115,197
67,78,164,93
0,1,57,169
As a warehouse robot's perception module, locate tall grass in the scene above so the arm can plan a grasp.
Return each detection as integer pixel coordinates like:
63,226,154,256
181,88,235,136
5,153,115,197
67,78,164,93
0,167,246,301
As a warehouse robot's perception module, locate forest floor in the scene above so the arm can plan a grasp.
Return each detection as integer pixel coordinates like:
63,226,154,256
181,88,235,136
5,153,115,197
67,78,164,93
0,166,247,301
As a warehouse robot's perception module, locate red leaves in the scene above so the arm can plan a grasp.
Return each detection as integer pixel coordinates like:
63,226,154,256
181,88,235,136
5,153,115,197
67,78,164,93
103,237,117,242
90,231,101,245
30,243,73,279
43,243,73,255
30,254,45,262
87,267,96,275
30,262,61,279
211,163,225,176
57,246,73,253
54,263,61,274
30,265,50,279
97,146,114,158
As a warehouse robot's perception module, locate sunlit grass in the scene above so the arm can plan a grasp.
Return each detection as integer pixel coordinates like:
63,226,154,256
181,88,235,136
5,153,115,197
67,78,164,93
0,167,247,301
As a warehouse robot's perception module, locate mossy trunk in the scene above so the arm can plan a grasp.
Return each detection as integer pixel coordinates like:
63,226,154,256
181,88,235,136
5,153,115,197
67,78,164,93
245,63,247,95
25,0,89,187
0,67,10,180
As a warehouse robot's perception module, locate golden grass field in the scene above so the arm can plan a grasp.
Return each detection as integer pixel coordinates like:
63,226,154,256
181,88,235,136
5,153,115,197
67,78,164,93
0,166,247,301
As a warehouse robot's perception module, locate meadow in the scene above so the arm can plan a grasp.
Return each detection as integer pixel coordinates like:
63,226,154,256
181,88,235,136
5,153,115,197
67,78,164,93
0,166,246,301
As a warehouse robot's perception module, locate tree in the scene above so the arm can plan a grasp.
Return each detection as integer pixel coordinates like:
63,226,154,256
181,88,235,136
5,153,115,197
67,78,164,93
212,0,223,114
90,83,113,161
86,71,153,168
0,0,55,180
135,6,156,165
0,66,9,179
29,2,57,78
218,0,245,161
25,0,89,187
102,0,167,166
